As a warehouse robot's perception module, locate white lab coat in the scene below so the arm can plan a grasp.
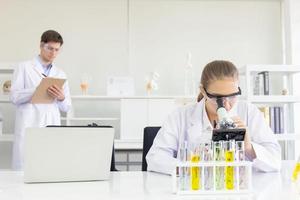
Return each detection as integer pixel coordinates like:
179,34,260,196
146,99,281,175
10,58,72,170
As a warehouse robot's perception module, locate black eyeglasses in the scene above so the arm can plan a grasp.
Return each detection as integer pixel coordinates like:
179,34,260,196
204,87,242,99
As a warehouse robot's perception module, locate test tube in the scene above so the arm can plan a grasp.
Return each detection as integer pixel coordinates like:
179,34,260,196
190,144,201,190
224,140,235,190
178,141,189,190
292,155,300,182
203,142,213,190
236,141,247,190
213,141,224,190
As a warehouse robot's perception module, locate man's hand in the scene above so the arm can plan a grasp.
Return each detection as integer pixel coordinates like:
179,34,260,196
47,85,65,101
232,116,257,159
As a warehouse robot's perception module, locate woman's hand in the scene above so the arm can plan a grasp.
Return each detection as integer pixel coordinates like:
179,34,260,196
232,116,257,159
47,85,65,101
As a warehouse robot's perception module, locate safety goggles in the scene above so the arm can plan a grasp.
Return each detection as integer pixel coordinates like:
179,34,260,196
42,43,61,53
204,87,241,105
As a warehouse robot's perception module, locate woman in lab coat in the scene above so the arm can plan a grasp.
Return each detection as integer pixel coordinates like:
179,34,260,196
10,30,72,170
146,60,281,175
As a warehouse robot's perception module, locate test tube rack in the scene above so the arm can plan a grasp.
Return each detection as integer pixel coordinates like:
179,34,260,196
172,160,252,195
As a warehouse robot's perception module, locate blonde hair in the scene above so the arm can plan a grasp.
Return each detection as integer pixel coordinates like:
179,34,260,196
197,60,239,102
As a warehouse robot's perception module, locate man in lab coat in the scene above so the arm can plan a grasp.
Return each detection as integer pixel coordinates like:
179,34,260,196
10,30,72,170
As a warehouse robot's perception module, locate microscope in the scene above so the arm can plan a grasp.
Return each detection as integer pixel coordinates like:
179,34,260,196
212,98,246,141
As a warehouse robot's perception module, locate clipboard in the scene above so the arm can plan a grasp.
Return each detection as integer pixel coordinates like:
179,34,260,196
31,77,66,104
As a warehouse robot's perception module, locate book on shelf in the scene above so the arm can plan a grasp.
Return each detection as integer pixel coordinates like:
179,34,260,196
258,106,285,134
253,74,263,95
279,106,284,134
274,107,280,134
253,71,269,95
269,107,276,133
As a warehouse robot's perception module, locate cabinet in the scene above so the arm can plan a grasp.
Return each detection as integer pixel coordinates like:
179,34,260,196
120,98,178,140
241,65,300,159
0,63,15,169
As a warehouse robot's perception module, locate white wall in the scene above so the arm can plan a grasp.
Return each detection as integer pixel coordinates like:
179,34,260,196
289,0,300,64
129,0,282,95
0,0,129,95
0,0,283,95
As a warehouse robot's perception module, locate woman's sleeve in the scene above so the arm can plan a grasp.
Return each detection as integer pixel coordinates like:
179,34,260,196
247,104,281,172
146,110,180,175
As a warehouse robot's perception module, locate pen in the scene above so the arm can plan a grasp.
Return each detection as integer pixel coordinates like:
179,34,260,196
32,67,47,78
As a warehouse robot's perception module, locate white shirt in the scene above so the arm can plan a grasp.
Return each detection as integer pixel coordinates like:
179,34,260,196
146,99,281,175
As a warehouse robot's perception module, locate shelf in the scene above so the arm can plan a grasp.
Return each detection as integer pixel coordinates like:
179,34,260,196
61,117,119,121
3,133,300,143
0,134,13,142
0,69,14,74
0,96,10,103
0,135,143,150
0,95,196,101
247,95,300,103
71,95,196,100
114,139,143,150
0,67,14,74
240,65,300,74
71,95,122,100
0,95,196,102
274,134,300,141
0,63,14,74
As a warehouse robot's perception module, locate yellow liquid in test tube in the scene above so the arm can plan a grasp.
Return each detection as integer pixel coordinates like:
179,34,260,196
292,162,300,182
225,150,234,190
191,155,200,190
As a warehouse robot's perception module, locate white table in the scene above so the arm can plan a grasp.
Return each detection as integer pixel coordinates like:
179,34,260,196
0,161,299,200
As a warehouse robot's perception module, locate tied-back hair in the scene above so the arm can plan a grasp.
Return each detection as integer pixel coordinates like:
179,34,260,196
197,60,239,102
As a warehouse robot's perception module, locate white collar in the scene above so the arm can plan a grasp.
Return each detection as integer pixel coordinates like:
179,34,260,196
190,98,213,131
190,98,238,130
202,100,214,131
36,55,52,69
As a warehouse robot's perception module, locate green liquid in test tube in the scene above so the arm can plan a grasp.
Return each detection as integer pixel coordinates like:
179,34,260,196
213,141,224,190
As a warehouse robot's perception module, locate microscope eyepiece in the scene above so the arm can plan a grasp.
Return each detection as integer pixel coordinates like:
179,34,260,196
216,97,224,109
